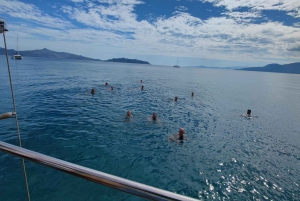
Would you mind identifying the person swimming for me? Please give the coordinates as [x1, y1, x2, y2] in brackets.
[147, 112, 160, 123]
[105, 82, 108, 86]
[91, 88, 95, 94]
[110, 86, 114, 90]
[191, 92, 194, 97]
[169, 128, 187, 142]
[152, 112, 157, 120]
[174, 96, 178, 101]
[141, 86, 144, 90]
[140, 80, 143, 83]
[125, 110, 132, 118]
[242, 109, 254, 118]
[178, 128, 185, 140]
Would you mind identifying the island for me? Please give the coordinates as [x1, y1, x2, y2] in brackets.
[0, 47, 101, 61]
[0, 47, 151, 64]
[238, 62, 300, 74]
[105, 58, 150, 64]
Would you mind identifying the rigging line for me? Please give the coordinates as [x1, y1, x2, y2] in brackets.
[2, 31, 31, 201]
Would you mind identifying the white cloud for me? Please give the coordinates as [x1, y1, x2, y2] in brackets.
[135, 14, 300, 62]
[62, 1, 142, 31]
[220, 10, 262, 24]
[287, 9, 300, 18]
[71, 0, 144, 5]
[70, 0, 85, 2]
[0, 0, 73, 29]
[199, 0, 300, 12]
[176, 6, 188, 11]
[225, 12, 261, 19]
[2, 0, 300, 66]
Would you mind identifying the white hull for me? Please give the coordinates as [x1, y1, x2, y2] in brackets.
[11, 55, 23, 60]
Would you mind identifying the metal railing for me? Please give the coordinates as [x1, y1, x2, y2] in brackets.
[0, 141, 198, 201]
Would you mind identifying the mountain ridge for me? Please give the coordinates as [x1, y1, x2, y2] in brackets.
[238, 62, 300, 74]
[0, 47, 150, 64]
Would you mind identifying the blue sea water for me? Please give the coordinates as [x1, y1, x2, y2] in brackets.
[0, 55, 299, 201]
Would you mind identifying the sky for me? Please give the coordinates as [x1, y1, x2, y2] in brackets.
[0, 0, 299, 67]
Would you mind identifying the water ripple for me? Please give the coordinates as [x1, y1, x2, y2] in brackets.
[0, 57, 299, 200]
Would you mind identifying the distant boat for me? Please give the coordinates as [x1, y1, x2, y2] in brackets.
[11, 54, 22, 60]
[11, 35, 22, 60]
[173, 57, 179, 68]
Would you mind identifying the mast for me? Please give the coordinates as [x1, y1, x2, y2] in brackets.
[17, 35, 19, 54]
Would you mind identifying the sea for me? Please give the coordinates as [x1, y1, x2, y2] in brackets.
[0, 55, 299, 201]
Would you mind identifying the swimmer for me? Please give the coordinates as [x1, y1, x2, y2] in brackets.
[141, 86, 144, 90]
[191, 92, 194, 97]
[169, 128, 188, 142]
[110, 86, 114, 90]
[125, 110, 133, 118]
[105, 82, 108, 86]
[174, 96, 178, 101]
[152, 112, 157, 120]
[242, 109, 255, 118]
[242, 109, 251, 117]
[140, 80, 143, 83]
[247, 109, 251, 116]
[147, 112, 161, 124]
[91, 88, 95, 94]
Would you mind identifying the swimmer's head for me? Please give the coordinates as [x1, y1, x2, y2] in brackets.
[247, 109, 251, 115]
[126, 110, 131, 117]
[191, 92, 194, 97]
[91, 88, 95, 94]
[105, 82, 108, 86]
[152, 113, 157, 120]
[178, 128, 185, 140]
[140, 80, 143, 83]
[174, 96, 178, 101]
[111, 86, 114, 90]
[141, 86, 144, 90]
[179, 128, 185, 136]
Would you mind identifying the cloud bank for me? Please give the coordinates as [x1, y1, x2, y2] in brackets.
[0, 0, 299, 66]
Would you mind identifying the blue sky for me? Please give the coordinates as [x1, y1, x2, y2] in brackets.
[0, 0, 299, 67]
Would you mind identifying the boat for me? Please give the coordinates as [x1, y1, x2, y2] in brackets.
[11, 53, 22, 60]
[11, 35, 23, 60]
[173, 57, 179, 68]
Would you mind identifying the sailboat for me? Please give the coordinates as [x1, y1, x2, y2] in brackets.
[173, 57, 179, 68]
[11, 35, 23, 60]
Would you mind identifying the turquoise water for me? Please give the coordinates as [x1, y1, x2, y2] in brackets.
[0, 56, 299, 200]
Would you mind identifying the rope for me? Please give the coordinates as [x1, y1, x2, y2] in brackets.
[3, 31, 31, 201]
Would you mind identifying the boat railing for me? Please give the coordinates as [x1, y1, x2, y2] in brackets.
[0, 140, 198, 201]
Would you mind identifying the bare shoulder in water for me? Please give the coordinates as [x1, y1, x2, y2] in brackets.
[169, 128, 189, 143]
[241, 109, 258, 119]
[147, 113, 162, 125]
[125, 110, 133, 120]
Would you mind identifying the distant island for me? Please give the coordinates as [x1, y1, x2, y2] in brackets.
[0, 47, 151, 64]
[106, 58, 150, 64]
[0, 47, 101, 61]
[238, 62, 300, 74]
